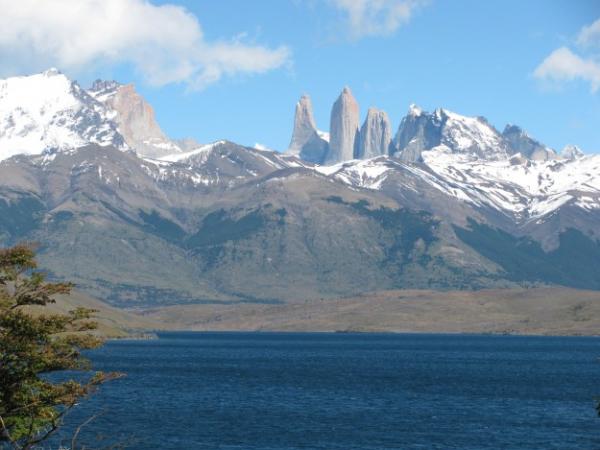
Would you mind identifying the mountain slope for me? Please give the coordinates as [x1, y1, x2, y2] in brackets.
[321, 145, 600, 248]
[0, 72, 598, 306]
[0, 143, 508, 306]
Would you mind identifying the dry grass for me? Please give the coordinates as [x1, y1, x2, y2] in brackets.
[140, 287, 600, 336]
[27, 290, 168, 338]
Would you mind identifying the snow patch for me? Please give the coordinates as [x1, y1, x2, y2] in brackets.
[159, 141, 226, 163]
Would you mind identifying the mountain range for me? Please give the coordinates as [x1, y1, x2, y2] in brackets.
[0, 69, 598, 307]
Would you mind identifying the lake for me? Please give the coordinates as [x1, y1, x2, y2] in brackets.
[55, 332, 600, 449]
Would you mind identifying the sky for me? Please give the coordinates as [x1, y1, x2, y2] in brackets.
[0, 0, 599, 153]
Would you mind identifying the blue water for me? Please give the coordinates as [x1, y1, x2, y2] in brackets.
[56, 333, 600, 449]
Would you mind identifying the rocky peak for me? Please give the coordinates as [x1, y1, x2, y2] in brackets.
[287, 94, 329, 164]
[286, 90, 568, 167]
[561, 144, 584, 160]
[288, 95, 317, 149]
[408, 103, 424, 117]
[325, 86, 360, 164]
[438, 110, 509, 160]
[90, 82, 182, 158]
[296, 95, 317, 129]
[90, 79, 120, 91]
[358, 108, 392, 159]
[88, 79, 121, 101]
[392, 106, 442, 162]
[394, 106, 509, 162]
[502, 124, 556, 161]
[503, 124, 526, 138]
[41, 67, 62, 77]
[0, 69, 126, 161]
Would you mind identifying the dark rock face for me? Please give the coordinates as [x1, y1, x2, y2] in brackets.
[392, 105, 442, 162]
[502, 125, 556, 161]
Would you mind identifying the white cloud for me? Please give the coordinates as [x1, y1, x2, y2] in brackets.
[577, 17, 600, 48]
[0, 0, 291, 89]
[534, 47, 600, 93]
[329, 0, 426, 39]
[534, 17, 600, 93]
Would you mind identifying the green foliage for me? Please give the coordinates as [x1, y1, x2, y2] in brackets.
[326, 196, 439, 266]
[454, 219, 600, 289]
[187, 209, 267, 248]
[0, 196, 45, 240]
[186, 208, 268, 266]
[0, 243, 120, 449]
[138, 210, 186, 243]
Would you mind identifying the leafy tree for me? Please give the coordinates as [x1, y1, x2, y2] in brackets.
[0, 243, 120, 449]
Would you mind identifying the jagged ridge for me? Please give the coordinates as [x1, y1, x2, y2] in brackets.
[0, 70, 598, 305]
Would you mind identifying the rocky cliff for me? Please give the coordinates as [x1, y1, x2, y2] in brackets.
[286, 94, 329, 163]
[357, 108, 392, 159]
[326, 87, 360, 164]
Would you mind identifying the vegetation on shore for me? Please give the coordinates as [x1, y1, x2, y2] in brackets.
[0, 244, 120, 449]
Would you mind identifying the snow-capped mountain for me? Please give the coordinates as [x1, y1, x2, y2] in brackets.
[283, 89, 598, 229]
[0, 69, 191, 162]
[392, 105, 510, 162]
[0, 71, 593, 228]
[322, 147, 600, 226]
[0, 69, 126, 160]
[0, 73, 598, 305]
[145, 140, 311, 188]
[285, 87, 576, 169]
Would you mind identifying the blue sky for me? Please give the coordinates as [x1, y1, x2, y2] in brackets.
[1, 0, 599, 153]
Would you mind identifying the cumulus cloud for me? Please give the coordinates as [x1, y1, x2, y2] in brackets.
[329, 0, 427, 39]
[0, 0, 291, 89]
[534, 47, 600, 93]
[534, 17, 600, 93]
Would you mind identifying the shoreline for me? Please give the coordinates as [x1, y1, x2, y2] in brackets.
[138, 329, 600, 338]
[138, 286, 600, 338]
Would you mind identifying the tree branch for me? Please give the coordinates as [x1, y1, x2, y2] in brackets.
[71, 410, 105, 450]
[0, 414, 19, 450]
